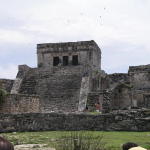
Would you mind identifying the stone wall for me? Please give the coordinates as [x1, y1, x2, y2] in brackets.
[106, 69, 150, 110]
[87, 92, 101, 111]
[37, 40, 101, 72]
[0, 110, 150, 132]
[131, 90, 150, 108]
[111, 84, 132, 110]
[129, 65, 150, 90]
[108, 73, 130, 90]
[0, 79, 14, 93]
[0, 94, 40, 113]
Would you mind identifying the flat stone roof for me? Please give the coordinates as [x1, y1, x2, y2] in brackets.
[37, 40, 101, 53]
[37, 40, 96, 48]
[129, 64, 150, 73]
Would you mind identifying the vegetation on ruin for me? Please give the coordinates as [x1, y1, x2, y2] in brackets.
[1, 131, 150, 150]
[88, 111, 102, 115]
[0, 88, 7, 104]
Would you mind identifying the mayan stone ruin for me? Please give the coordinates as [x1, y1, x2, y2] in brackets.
[0, 40, 150, 114]
[1, 40, 150, 132]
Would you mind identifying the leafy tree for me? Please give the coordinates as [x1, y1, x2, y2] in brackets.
[0, 88, 7, 104]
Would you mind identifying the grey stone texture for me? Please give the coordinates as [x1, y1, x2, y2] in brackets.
[0, 79, 14, 93]
[1, 40, 150, 132]
[0, 40, 150, 114]
[0, 110, 150, 132]
[37, 40, 101, 71]
[0, 94, 40, 113]
[11, 65, 30, 94]
[0, 40, 102, 113]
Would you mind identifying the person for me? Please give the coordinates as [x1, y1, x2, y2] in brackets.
[0, 136, 14, 150]
[129, 147, 147, 150]
[122, 142, 139, 150]
[95, 102, 101, 112]
[122, 142, 147, 150]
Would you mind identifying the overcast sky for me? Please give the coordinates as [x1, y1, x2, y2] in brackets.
[0, 0, 150, 79]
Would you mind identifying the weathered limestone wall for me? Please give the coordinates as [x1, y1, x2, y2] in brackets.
[37, 40, 101, 71]
[87, 92, 101, 111]
[0, 110, 150, 132]
[38, 73, 82, 112]
[106, 69, 150, 110]
[108, 73, 130, 90]
[100, 71, 109, 90]
[18, 68, 38, 95]
[99, 73, 131, 110]
[0, 79, 14, 93]
[11, 65, 31, 94]
[129, 65, 150, 90]
[0, 94, 40, 113]
[131, 90, 150, 108]
[17, 67, 83, 112]
[111, 86, 131, 110]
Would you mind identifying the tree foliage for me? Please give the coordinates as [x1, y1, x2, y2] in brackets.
[0, 88, 7, 104]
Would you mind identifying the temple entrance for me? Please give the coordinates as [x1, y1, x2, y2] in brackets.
[53, 57, 60, 66]
[63, 56, 69, 66]
[72, 55, 78, 65]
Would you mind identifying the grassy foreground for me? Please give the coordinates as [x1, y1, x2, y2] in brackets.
[1, 131, 150, 150]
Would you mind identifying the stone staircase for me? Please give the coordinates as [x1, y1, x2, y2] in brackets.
[11, 65, 30, 94]
[18, 69, 38, 95]
[11, 78, 23, 94]
[38, 74, 82, 112]
[17, 68, 82, 112]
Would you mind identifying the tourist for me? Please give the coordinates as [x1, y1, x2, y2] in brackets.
[129, 147, 147, 150]
[95, 102, 101, 112]
[0, 137, 14, 150]
[122, 142, 147, 150]
[122, 142, 138, 150]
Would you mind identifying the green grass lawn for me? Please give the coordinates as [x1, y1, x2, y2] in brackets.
[1, 131, 150, 150]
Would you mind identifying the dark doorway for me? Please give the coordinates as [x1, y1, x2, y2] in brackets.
[63, 56, 69, 66]
[72, 55, 78, 65]
[53, 57, 59, 66]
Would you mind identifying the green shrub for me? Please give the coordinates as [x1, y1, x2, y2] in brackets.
[0, 88, 7, 104]
[55, 131, 106, 150]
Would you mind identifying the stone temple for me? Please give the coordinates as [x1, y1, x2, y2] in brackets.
[0, 40, 150, 113]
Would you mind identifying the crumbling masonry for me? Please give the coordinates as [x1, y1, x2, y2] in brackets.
[0, 40, 150, 113]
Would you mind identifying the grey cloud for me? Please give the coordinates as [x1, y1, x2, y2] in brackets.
[0, 16, 24, 30]
[0, 0, 150, 78]
[102, 41, 150, 74]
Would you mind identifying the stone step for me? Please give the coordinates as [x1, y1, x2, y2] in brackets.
[18, 69, 82, 112]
